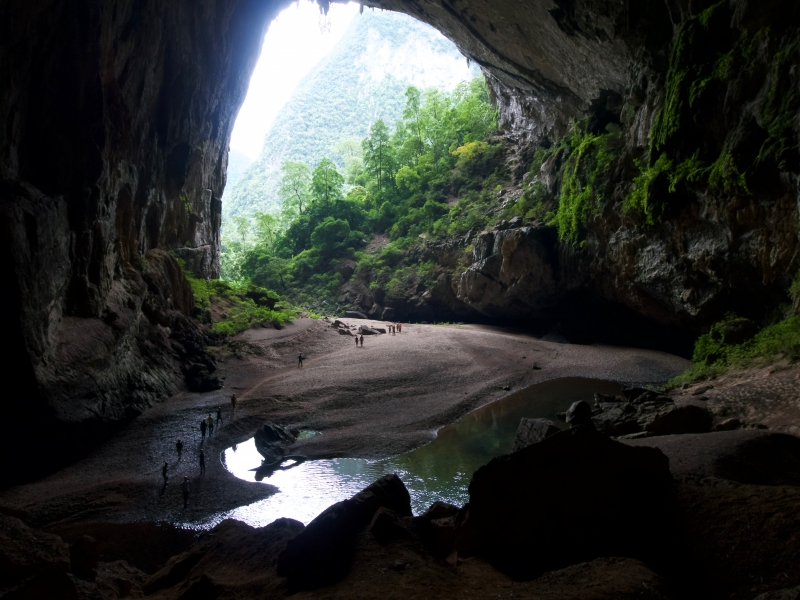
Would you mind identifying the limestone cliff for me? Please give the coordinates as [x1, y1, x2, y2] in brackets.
[356, 0, 800, 342]
[0, 0, 292, 478]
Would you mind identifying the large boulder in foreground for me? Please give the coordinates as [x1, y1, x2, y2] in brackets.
[277, 474, 412, 590]
[456, 426, 674, 579]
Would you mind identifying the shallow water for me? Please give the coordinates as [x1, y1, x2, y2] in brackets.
[198, 377, 624, 528]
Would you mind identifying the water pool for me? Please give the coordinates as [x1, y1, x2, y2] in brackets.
[201, 377, 624, 528]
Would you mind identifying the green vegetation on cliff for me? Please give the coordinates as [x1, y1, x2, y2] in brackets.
[670, 274, 800, 386]
[179, 260, 297, 336]
[220, 77, 501, 308]
[223, 10, 475, 219]
[629, 4, 800, 223]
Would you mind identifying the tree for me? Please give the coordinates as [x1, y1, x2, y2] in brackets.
[278, 161, 312, 222]
[402, 86, 424, 162]
[311, 216, 351, 252]
[312, 158, 344, 205]
[333, 138, 364, 185]
[253, 211, 281, 249]
[362, 119, 392, 192]
[231, 215, 251, 252]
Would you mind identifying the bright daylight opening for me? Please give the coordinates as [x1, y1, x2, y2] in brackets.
[213, 0, 488, 330]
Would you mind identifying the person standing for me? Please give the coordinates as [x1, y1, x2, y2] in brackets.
[216, 406, 223, 427]
[207, 414, 214, 436]
[359, 334, 364, 347]
[398, 324, 402, 333]
[354, 336, 358, 348]
[162, 461, 168, 486]
[230, 393, 237, 413]
[176, 439, 183, 459]
[199, 450, 206, 475]
[200, 419, 207, 440]
[181, 476, 190, 508]
[298, 352, 304, 367]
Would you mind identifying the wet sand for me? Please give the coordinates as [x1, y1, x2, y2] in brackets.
[0, 318, 690, 528]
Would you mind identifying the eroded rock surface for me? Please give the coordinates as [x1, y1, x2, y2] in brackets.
[0, 0, 290, 478]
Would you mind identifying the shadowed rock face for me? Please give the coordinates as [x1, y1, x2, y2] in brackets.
[0, 0, 293, 477]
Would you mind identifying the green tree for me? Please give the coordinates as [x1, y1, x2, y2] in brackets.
[362, 119, 393, 192]
[253, 211, 281, 249]
[312, 158, 345, 204]
[311, 216, 351, 252]
[278, 161, 312, 222]
[402, 86, 425, 162]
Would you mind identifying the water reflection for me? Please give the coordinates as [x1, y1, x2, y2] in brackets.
[205, 378, 623, 528]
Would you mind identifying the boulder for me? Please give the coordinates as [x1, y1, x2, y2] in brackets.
[456, 426, 674, 579]
[359, 326, 379, 335]
[368, 507, 412, 544]
[344, 311, 367, 319]
[333, 260, 356, 281]
[621, 387, 650, 401]
[565, 401, 594, 429]
[645, 405, 713, 436]
[591, 397, 711, 438]
[253, 422, 296, 463]
[337, 328, 352, 336]
[512, 418, 560, 451]
[414, 502, 460, 557]
[277, 474, 412, 590]
[183, 363, 222, 392]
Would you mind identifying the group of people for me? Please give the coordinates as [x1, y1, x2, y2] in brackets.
[390, 323, 402, 334]
[199, 406, 223, 439]
[354, 335, 364, 347]
[161, 395, 241, 510]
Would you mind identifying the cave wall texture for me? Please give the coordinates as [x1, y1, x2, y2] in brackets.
[0, 0, 293, 478]
[1, 0, 799, 477]
[353, 0, 800, 347]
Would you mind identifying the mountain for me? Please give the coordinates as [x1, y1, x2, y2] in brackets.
[222, 8, 476, 218]
[225, 149, 253, 191]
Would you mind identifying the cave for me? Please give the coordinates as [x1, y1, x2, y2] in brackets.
[1, 0, 799, 596]
[1, 0, 797, 474]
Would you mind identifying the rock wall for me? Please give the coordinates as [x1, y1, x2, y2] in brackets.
[0, 0, 291, 479]
[362, 0, 800, 344]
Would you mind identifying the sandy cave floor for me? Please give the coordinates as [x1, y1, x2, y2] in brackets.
[0, 317, 795, 532]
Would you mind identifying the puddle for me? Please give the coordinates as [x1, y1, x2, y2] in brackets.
[198, 377, 624, 528]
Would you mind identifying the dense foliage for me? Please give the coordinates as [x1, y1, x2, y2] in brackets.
[220, 77, 501, 307]
[180, 260, 298, 336]
[222, 9, 475, 219]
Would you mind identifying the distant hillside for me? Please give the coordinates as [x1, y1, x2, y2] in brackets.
[222, 9, 476, 218]
[225, 149, 252, 191]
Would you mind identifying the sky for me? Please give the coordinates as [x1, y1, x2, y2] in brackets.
[229, 1, 360, 160]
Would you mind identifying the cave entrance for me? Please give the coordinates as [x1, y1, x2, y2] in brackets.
[219, 0, 479, 320]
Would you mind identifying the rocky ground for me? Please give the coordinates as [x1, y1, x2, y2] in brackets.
[1, 317, 799, 599]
